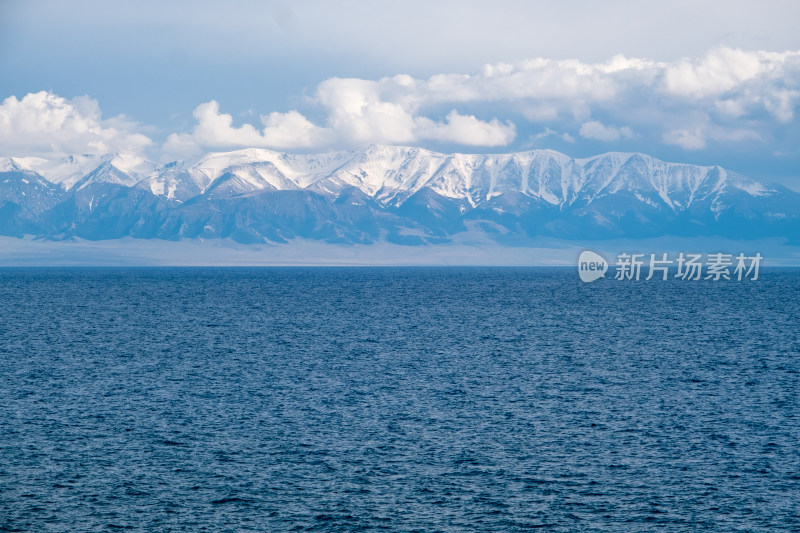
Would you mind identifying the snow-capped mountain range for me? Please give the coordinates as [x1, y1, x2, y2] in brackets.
[1, 145, 798, 244]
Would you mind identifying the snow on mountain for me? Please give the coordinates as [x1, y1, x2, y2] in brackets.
[73, 160, 153, 191]
[138, 148, 358, 201]
[0, 154, 107, 189]
[0, 153, 160, 190]
[312, 145, 448, 204]
[0, 169, 64, 212]
[1, 145, 796, 243]
[4, 145, 780, 211]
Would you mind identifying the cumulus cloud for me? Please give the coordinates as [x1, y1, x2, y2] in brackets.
[163, 101, 331, 157]
[530, 127, 575, 144]
[165, 77, 516, 157]
[416, 111, 515, 146]
[164, 47, 799, 157]
[261, 110, 331, 148]
[315, 77, 418, 145]
[579, 121, 633, 142]
[0, 91, 152, 158]
[5, 47, 798, 160]
[663, 48, 785, 98]
[663, 128, 708, 150]
[663, 119, 763, 151]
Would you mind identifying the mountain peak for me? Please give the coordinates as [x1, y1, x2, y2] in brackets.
[1, 146, 796, 244]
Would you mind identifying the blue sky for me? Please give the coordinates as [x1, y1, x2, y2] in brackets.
[1, 0, 799, 188]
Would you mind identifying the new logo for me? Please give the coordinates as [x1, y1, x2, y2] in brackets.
[578, 250, 608, 283]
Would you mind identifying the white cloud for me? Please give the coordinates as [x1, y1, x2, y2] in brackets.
[316, 77, 419, 145]
[579, 121, 633, 142]
[6, 47, 797, 160]
[416, 110, 515, 146]
[663, 48, 788, 98]
[662, 113, 764, 151]
[530, 127, 575, 144]
[166, 77, 518, 155]
[164, 101, 331, 157]
[261, 110, 332, 148]
[189, 100, 265, 147]
[531, 127, 559, 141]
[0, 91, 152, 158]
[164, 47, 797, 155]
[663, 128, 707, 150]
[763, 88, 800, 122]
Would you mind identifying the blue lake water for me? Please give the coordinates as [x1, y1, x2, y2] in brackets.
[1, 267, 798, 531]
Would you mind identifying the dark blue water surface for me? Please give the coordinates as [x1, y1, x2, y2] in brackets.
[1, 267, 798, 531]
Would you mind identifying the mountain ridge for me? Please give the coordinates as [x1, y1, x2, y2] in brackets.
[0, 145, 797, 244]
